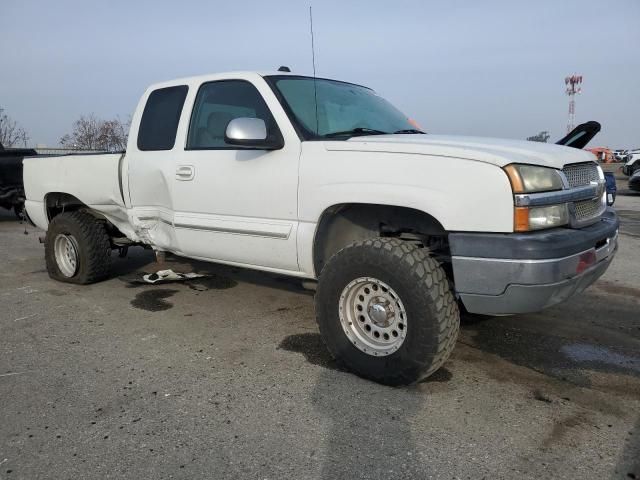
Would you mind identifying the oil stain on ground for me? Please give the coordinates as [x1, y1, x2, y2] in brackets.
[131, 289, 178, 312]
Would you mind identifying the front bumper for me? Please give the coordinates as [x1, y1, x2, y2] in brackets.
[449, 209, 619, 315]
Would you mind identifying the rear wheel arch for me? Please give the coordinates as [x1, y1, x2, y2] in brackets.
[44, 192, 88, 221]
[44, 192, 124, 241]
[312, 203, 448, 276]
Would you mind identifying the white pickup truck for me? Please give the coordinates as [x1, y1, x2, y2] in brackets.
[23, 71, 619, 385]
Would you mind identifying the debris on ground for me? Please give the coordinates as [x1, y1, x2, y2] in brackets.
[142, 269, 206, 284]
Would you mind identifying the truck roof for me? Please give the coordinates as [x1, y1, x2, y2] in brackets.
[145, 71, 298, 91]
[143, 71, 368, 93]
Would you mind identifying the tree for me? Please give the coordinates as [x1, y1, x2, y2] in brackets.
[526, 131, 550, 143]
[0, 107, 29, 148]
[60, 114, 129, 151]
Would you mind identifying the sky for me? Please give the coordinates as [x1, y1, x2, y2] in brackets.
[1, 0, 639, 148]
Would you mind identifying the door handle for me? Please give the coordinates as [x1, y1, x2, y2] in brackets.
[175, 165, 195, 181]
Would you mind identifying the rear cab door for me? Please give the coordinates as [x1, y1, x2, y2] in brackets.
[124, 83, 189, 249]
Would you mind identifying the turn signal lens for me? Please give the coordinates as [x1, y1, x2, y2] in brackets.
[504, 165, 525, 193]
[514, 207, 529, 232]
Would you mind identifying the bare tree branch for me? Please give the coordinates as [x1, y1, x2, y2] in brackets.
[60, 114, 129, 151]
[0, 107, 30, 148]
[527, 131, 550, 143]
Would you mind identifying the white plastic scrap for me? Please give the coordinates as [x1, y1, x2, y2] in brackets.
[142, 269, 206, 284]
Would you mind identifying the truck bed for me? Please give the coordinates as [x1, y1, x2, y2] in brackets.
[23, 152, 126, 230]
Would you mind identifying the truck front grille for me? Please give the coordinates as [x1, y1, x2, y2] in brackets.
[562, 162, 599, 188]
[574, 197, 603, 221]
[562, 162, 605, 225]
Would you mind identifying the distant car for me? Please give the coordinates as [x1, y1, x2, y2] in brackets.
[613, 149, 632, 163]
[604, 172, 617, 205]
[622, 152, 640, 176]
[629, 169, 640, 192]
[0, 144, 36, 217]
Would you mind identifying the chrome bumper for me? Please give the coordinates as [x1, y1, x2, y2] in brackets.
[450, 211, 619, 315]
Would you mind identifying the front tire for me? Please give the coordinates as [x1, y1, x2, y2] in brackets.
[45, 211, 112, 284]
[315, 238, 459, 386]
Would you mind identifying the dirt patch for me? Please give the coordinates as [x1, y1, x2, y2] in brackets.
[594, 280, 640, 299]
[45, 289, 67, 297]
[542, 412, 590, 449]
[452, 342, 628, 417]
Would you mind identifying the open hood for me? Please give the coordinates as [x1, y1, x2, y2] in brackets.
[555, 121, 601, 149]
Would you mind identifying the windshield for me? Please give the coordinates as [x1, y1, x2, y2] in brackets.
[266, 76, 419, 139]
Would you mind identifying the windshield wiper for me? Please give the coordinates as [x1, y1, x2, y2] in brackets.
[323, 127, 389, 138]
[393, 129, 426, 134]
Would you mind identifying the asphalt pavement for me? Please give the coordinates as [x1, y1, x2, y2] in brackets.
[1, 191, 639, 479]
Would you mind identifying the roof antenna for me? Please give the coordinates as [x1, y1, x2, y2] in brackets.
[309, 5, 319, 135]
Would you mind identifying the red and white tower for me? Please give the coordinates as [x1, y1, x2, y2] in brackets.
[565, 74, 582, 132]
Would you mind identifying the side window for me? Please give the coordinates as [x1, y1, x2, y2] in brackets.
[137, 85, 188, 151]
[187, 80, 278, 149]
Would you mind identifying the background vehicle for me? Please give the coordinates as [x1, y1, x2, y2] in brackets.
[623, 151, 640, 176]
[0, 143, 35, 217]
[22, 71, 618, 385]
[604, 172, 617, 205]
[613, 149, 631, 162]
[629, 169, 640, 192]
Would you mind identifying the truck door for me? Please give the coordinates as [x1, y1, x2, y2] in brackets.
[126, 85, 188, 250]
[172, 78, 300, 272]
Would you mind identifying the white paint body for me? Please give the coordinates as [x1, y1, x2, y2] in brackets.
[625, 152, 640, 168]
[23, 71, 598, 279]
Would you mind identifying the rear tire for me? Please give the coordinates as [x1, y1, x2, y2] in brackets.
[315, 238, 459, 386]
[45, 211, 112, 284]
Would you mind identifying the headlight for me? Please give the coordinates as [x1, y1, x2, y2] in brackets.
[504, 164, 564, 193]
[515, 204, 569, 231]
[505, 164, 568, 231]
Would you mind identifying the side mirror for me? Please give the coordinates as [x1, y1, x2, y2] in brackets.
[224, 117, 283, 150]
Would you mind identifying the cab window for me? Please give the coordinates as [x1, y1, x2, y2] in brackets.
[137, 85, 188, 151]
[187, 80, 278, 149]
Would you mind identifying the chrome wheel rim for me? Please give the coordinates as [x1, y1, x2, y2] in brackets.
[54, 234, 79, 277]
[339, 277, 407, 356]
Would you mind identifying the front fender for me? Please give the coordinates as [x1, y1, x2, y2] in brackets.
[299, 145, 514, 233]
